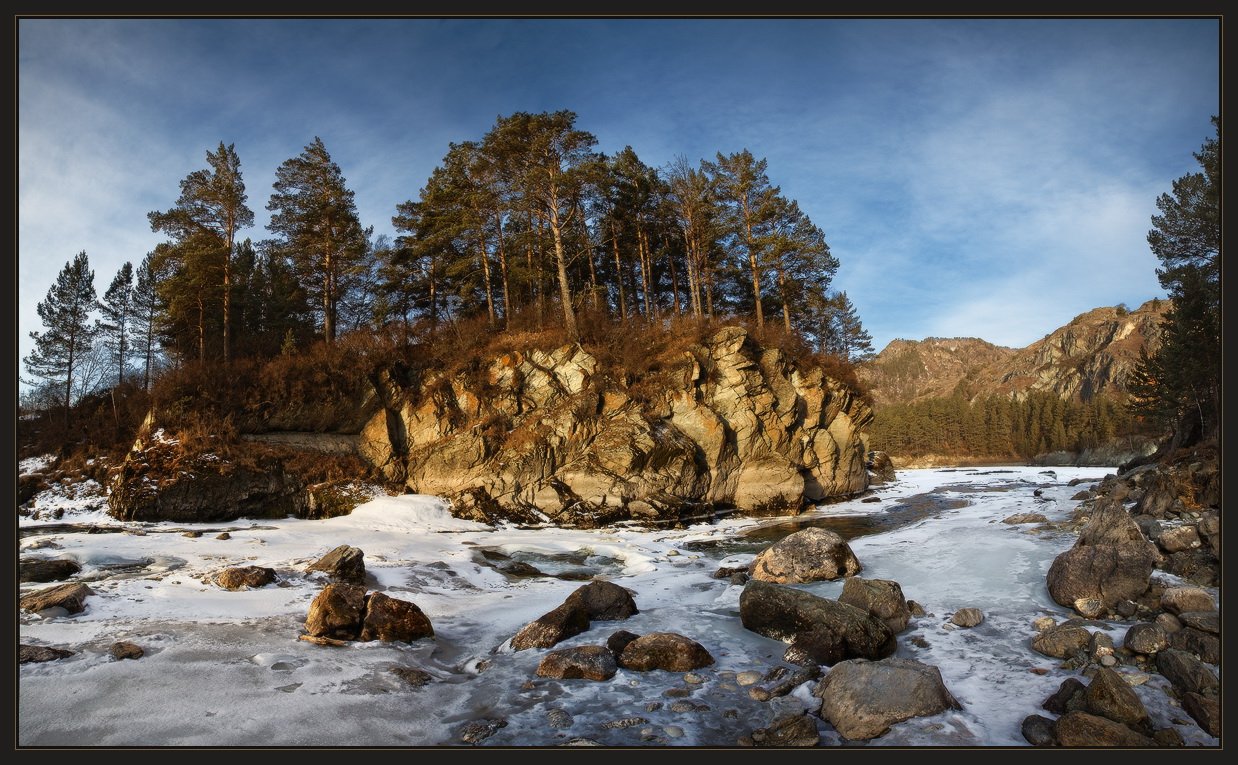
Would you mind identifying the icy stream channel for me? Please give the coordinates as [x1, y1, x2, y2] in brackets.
[17, 466, 1219, 747]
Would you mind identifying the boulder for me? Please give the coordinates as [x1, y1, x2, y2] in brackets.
[618, 632, 714, 672]
[20, 582, 93, 614]
[1182, 692, 1220, 737]
[1046, 544, 1153, 612]
[1155, 613, 1183, 633]
[1156, 525, 1201, 553]
[360, 592, 433, 642]
[1169, 627, 1219, 665]
[563, 580, 637, 621]
[1176, 611, 1219, 635]
[306, 545, 366, 584]
[838, 577, 911, 633]
[510, 602, 590, 651]
[213, 565, 277, 590]
[109, 641, 144, 660]
[1003, 513, 1048, 524]
[814, 657, 960, 741]
[536, 645, 618, 681]
[949, 608, 984, 628]
[1030, 621, 1092, 659]
[1042, 677, 1087, 715]
[1021, 715, 1057, 746]
[1076, 498, 1151, 547]
[747, 713, 820, 747]
[304, 583, 366, 640]
[740, 580, 896, 665]
[18, 557, 81, 583]
[866, 451, 896, 484]
[606, 630, 640, 656]
[1160, 586, 1215, 615]
[1053, 711, 1153, 747]
[19, 644, 74, 663]
[749, 528, 861, 584]
[1197, 512, 1219, 553]
[1122, 623, 1168, 655]
[1155, 649, 1218, 697]
[1083, 667, 1150, 731]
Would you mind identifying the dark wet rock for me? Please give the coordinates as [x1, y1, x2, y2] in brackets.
[1123, 623, 1169, 655]
[753, 664, 821, 701]
[1046, 543, 1154, 613]
[1053, 711, 1153, 747]
[360, 591, 433, 642]
[711, 565, 749, 580]
[1043, 677, 1088, 715]
[606, 629, 640, 657]
[749, 527, 861, 584]
[19, 473, 48, 504]
[1021, 714, 1058, 746]
[1084, 667, 1150, 732]
[391, 666, 432, 687]
[740, 579, 895, 666]
[861, 496, 881, 503]
[1088, 631, 1115, 661]
[747, 712, 820, 747]
[1004, 513, 1048, 524]
[1168, 627, 1219, 665]
[1197, 511, 1219, 553]
[564, 580, 638, 621]
[20, 582, 93, 614]
[618, 632, 714, 672]
[1163, 550, 1218, 586]
[838, 577, 911, 633]
[1115, 599, 1138, 618]
[1153, 727, 1185, 747]
[304, 583, 366, 640]
[950, 608, 984, 628]
[213, 565, 277, 590]
[306, 545, 366, 584]
[1182, 692, 1220, 737]
[814, 657, 960, 741]
[1155, 649, 1218, 697]
[108, 641, 144, 660]
[510, 602, 590, 651]
[18, 557, 81, 583]
[907, 600, 926, 617]
[1132, 515, 1163, 539]
[1176, 611, 1218, 635]
[1030, 621, 1092, 659]
[459, 718, 506, 745]
[1155, 613, 1183, 633]
[1160, 586, 1215, 615]
[536, 645, 618, 681]
[866, 451, 895, 484]
[19, 644, 74, 663]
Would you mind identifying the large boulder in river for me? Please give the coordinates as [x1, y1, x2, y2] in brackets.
[1160, 586, 1215, 615]
[304, 583, 366, 640]
[740, 580, 896, 665]
[213, 565, 277, 590]
[1156, 649, 1218, 697]
[1123, 622, 1169, 655]
[1030, 620, 1092, 659]
[19, 557, 81, 583]
[536, 645, 618, 681]
[563, 581, 637, 620]
[19, 582, 93, 614]
[749, 528, 861, 584]
[359, 591, 433, 642]
[814, 657, 960, 740]
[1053, 711, 1154, 747]
[306, 545, 366, 584]
[617, 632, 714, 672]
[866, 451, 896, 484]
[510, 602, 590, 651]
[1084, 667, 1151, 732]
[838, 577, 911, 633]
[1046, 544, 1154, 614]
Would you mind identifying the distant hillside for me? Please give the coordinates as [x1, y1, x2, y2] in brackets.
[861, 299, 1168, 407]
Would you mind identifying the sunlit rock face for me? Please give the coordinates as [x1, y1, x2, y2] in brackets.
[360, 326, 873, 526]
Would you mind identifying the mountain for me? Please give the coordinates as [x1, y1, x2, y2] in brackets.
[860, 299, 1168, 406]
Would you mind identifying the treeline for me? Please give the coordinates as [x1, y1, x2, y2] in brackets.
[870, 392, 1145, 459]
[23, 110, 877, 427]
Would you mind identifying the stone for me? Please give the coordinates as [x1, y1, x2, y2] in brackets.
[182, 530, 202, 538]
[1072, 598, 1106, 619]
[360, 591, 433, 642]
[546, 709, 573, 728]
[1030, 622, 1092, 659]
[564, 580, 638, 621]
[1046, 544, 1154, 612]
[736, 671, 762, 686]
[1084, 667, 1150, 731]
[109, 641, 144, 660]
[1021, 714, 1057, 746]
[907, 600, 926, 617]
[601, 716, 648, 729]
[950, 608, 984, 628]
[1032, 616, 1056, 633]
[749, 528, 861, 584]
[814, 657, 960, 741]
[1155, 649, 1218, 697]
[459, 719, 506, 745]
[1156, 525, 1201, 553]
[1115, 599, 1138, 618]
[740, 579, 896, 666]
[1168, 627, 1219, 665]
[1003, 513, 1048, 524]
[304, 583, 366, 640]
[618, 632, 714, 672]
[1160, 586, 1215, 615]
[306, 545, 366, 584]
[18, 557, 81, 583]
[510, 602, 590, 651]
[215, 532, 231, 540]
[748, 713, 820, 747]
[1152, 727, 1185, 747]
[606, 629, 640, 656]
[1181, 692, 1220, 737]
[838, 577, 911, 633]
[19, 644, 74, 663]
[1123, 623, 1168, 655]
[1053, 711, 1153, 747]
[19, 582, 92, 614]
[1042, 677, 1087, 714]
[1155, 613, 1182, 633]
[536, 645, 618, 681]
[866, 450, 895, 484]
[1176, 611, 1218, 635]
[391, 666, 432, 687]
[213, 565, 277, 590]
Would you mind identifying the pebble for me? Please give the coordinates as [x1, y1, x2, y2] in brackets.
[666, 550, 679, 557]
[664, 726, 684, 738]
[1033, 616, 1056, 632]
[602, 717, 648, 729]
[683, 673, 705, 685]
[644, 702, 663, 713]
[669, 701, 697, 713]
[749, 687, 772, 702]
[736, 671, 762, 686]
[663, 688, 691, 698]
[547, 709, 572, 729]
[215, 532, 231, 540]
[723, 709, 739, 720]
[1124, 673, 1151, 687]
[1100, 655, 1117, 667]
[640, 727, 656, 737]
[561, 738, 600, 747]
[182, 531, 202, 538]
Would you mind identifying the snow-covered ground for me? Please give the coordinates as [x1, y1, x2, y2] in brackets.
[17, 466, 1219, 747]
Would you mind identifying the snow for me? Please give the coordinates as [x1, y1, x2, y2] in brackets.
[17, 466, 1219, 747]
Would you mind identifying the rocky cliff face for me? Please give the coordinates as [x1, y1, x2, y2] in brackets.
[358, 326, 874, 527]
[861, 300, 1168, 406]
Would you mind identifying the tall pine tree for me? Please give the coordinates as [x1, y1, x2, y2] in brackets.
[24, 251, 99, 428]
[97, 261, 134, 386]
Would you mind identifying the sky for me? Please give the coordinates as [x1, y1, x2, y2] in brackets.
[17, 18, 1219, 374]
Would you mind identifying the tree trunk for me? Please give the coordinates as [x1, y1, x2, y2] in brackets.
[611, 223, 626, 321]
[495, 214, 511, 330]
[745, 215, 764, 328]
[549, 204, 578, 339]
[637, 223, 653, 318]
[479, 235, 496, 326]
[223, 229, 233, 363]
[197, 293, 206, 362]
[777, 263, 792, 332]
[664, 233, 680, 317]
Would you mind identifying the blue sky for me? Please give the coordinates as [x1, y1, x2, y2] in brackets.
[18, 18, 1219, 369]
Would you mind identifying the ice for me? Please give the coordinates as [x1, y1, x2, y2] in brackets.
[17, 466, 1218, 747]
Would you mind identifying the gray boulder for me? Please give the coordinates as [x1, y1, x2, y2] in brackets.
[563, 580, 637, 621]
[838, 577, 911, 633]
[1083, 667, 1150, 732]
[749, 528, 861, 584]
[1021, 715, 1057, 746]
[814, 657, 960, 740]
[1053, 711, 1153, 747]
[1177, 611, 1219, 634]
[1155, 648, 1218, 697]
[618, 632, 714, 672]
[510, 602, 590, 651]
[1182, 692, 1220, 737]
[1123, 622, 1169, 655]
[740, 580, 896, 665]
[1169, 627, 1219, 665]
[1030, 621, 1092, 659]
[1046, 544, 1153, 612]
[1160, 586, 1215, 615]
[536, 645, 618, 681]
[18, 557, 81, 583]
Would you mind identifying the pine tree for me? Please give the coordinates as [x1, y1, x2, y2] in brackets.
[24, 251, 99, 428]
[130, 252, 163, 391]
[705, 150, 781, 328]
[97, 261, 134, 386]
